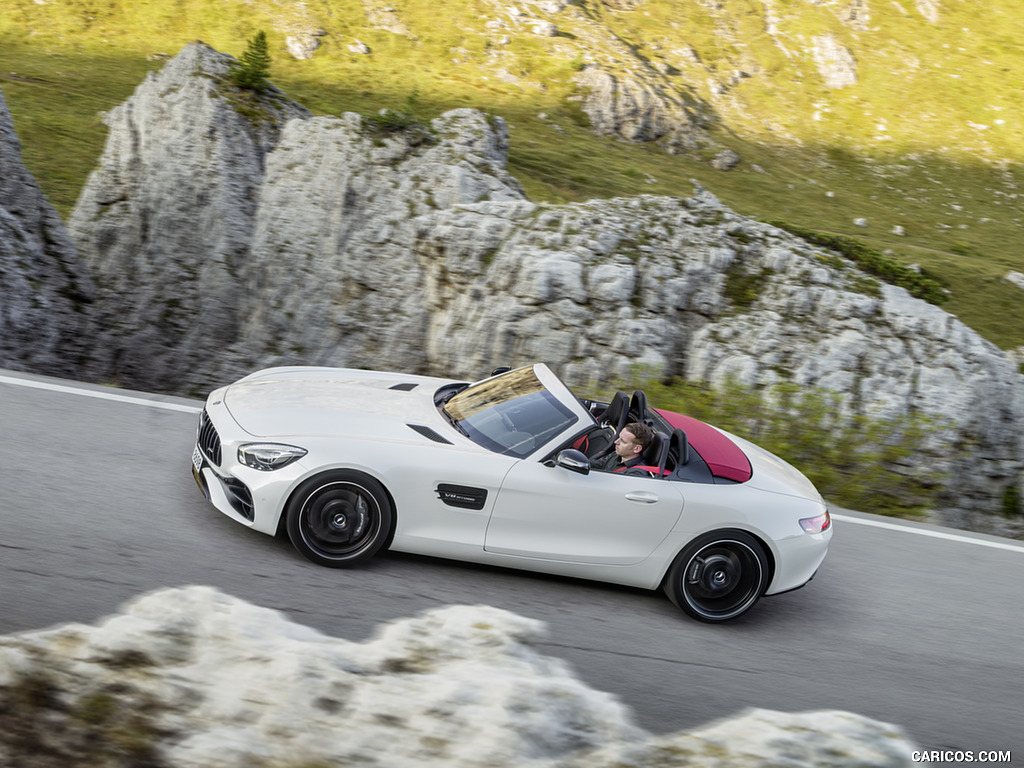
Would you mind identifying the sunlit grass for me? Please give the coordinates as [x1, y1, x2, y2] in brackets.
[1, 0, 1023, 352]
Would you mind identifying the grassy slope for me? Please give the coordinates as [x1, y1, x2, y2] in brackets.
[0, 0, 1022, 352]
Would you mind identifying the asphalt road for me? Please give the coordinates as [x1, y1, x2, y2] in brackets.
[1, 368, 1021, 762]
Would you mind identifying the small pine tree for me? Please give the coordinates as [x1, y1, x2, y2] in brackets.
[231, 30, 272, 92]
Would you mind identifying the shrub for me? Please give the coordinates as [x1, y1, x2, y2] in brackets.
[723, 264, 772, 309]
[363, 109, 435, 146]
[765, 219, 949, 304]
[1002, 484, 1022, 518]
[231, 30, 272, 92]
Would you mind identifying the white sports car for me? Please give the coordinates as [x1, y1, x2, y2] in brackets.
[192, 363, 832, 622]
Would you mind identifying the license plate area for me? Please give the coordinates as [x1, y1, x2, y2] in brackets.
[192, 446, 210, 500]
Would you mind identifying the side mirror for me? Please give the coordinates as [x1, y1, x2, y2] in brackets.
[556, 449, 591, 475]
[490, 366, 512, 376]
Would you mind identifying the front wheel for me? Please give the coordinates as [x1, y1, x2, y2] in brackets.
[285, 470, 393, 567]
[663, 530, 769, 622]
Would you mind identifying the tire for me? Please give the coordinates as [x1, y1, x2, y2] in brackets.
[285, 470, 393, 567]
[663, 530, 769, 622]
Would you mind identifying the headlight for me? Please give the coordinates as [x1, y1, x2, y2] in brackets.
[237, 443, 307, 471]
[799, 509, 831, 534]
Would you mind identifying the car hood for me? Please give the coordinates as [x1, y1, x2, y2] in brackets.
[221, 367, 455, 439]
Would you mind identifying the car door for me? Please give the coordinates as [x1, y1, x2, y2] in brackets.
[484, 461, 684, 565]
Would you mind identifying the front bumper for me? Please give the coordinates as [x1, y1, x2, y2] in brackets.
[192, 448, 256, 522]
[191, 402, 307, 536]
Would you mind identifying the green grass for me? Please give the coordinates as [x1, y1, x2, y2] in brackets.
[1, 0, 1023, 352]
[0, 46, 161, 212]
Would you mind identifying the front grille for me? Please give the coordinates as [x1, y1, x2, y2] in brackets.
[197, 409, 223, 466]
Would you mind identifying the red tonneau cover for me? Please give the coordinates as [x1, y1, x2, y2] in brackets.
[654, 408, 752, 483]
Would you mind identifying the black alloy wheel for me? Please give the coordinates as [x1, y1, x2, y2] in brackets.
[286, 470, 393, 567]
[663, 530, 769, 622]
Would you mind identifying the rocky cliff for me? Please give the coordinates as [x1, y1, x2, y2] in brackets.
[0, 586, 919, 767]
[67, 42, 312, 390]
[0, 85, 94, 377]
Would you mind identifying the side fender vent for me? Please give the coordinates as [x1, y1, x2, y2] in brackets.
[436, 483, 488, 510]
[407, 424, 453, 444]
[390, 382, 420, 391]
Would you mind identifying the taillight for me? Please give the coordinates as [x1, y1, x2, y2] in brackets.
[799, 509, 831, 534]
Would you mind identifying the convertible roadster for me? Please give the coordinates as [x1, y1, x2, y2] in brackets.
[192, 363, 831, 622]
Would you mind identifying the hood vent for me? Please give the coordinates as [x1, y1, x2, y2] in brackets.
[407, 424, 453, 444]
[390, 382, 419, 391]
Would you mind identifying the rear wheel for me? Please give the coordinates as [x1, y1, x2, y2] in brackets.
[285, 470, 393, 567]
[663, 530, 769, 622]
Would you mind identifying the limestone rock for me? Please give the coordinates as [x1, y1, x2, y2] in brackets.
[231, 108, 526, 376]
[0, 586, 920, 768]
[600, 0, 644, 9]
[839, 0, 871, 31]
[574, 65, 710, 153]
[529, 0, 569, 12]
[711, 149, 741, 170]
[531, 20, 559, 36]
[67, 41, 312, 395]
[587, 708, 919, 767]
[915, 0, 940, 24]
[285, 33, 322, 60]
[812, 34, 858, 88]
[410, 195, 1022, 527]
[0, 85, 95, 377]
[363, 1, 412, 35]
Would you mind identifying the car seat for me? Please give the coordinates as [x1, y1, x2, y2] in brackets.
[660, 428, 690, 476]
[640, 431, 670, 474]
[629, 390, 650, 425]
[588, 392, 630, 461]
[600, 391, 629, 434]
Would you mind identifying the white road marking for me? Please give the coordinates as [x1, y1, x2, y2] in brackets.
[831, 513, 1024, 554]
[0, 374, 202, 414]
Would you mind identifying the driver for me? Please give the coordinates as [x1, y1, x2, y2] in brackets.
[592, 422, 655, 475]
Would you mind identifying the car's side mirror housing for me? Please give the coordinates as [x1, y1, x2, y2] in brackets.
[556, 449, 590, 475]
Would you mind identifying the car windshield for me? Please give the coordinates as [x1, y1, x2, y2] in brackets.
[440, 367, 579, 458]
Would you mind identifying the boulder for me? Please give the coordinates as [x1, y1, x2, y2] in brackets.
[67, 41, 312, 395]
[0, 586, 921, 768]
[574, 65, 708, 153]
[812, 34, 858, 89]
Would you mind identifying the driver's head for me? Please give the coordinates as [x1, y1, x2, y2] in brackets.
[615, 422, 653, 460]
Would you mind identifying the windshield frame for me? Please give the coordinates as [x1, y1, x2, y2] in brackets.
[438, 365, 594, 459]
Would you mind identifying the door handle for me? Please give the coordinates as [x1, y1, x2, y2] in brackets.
[625, 491, 659, 504]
